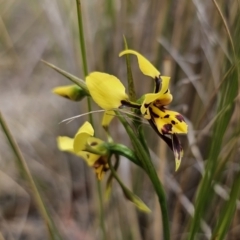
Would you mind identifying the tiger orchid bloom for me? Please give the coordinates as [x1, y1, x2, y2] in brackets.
[57, 121, 109, 180]
[119, 50, 188, 171]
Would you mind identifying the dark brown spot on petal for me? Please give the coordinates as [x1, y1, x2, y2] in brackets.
[175, 114, 185, 122]
[144, 103, 151, 108]
[154, 76, 162, 93]
[172, 134, 183, 160]
[162, 124, 172, 134]
[90, 142, 98, 146]
[164, 114, 170, 118]
[86, 154, 90, 159]
[164, 89, 169, 94]
[149, 107, 159, 118]
[171, 120, 176, 125]
[103, 165, 109, 171]
[148, 119, 173, 150]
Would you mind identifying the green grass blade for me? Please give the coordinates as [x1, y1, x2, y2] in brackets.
[41, 59, 89, 95]
[188, 9, 240, 238]
[0, 111, 62, 240]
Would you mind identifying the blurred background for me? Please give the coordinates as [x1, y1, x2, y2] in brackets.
[0, 0, 239, 239]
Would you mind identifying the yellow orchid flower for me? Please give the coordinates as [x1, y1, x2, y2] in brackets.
[119, 49, 188, 171]
[85, 49, 188, 170]
[57, 121, 109, 180]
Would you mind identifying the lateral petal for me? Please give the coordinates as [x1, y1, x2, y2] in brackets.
[57, 136, 74, 152]
[86, 72, 128, 110]
[74, 121, 94, 152]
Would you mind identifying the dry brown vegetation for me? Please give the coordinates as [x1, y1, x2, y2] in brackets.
[0, 0, 240, 239]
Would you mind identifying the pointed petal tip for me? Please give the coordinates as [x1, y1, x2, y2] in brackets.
[175, 159, 181, 171]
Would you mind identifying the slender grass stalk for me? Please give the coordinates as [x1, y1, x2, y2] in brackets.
[0, 111, 62, 240]
[212, 0, 235, 55]
[123, 36, 136, 102]
[75, 1, 106, 239]
[116, 112, 170, 240]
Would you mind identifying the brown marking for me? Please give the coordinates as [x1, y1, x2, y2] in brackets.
[144, 103, 151, 108]
[171, 120, 176, 125]
[90, 141, 98, 146]
[164, 114, 170, 118]
[162, 124, 172, 134]
[175, 114, 185, 122]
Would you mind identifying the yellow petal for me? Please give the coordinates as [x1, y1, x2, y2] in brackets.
[57, 136, 74, 153]
[140, 91, 173, 115]
[149, 105, 188, 134]
[119, 50, 160, 79]
[172, 134, 184, 171]
[87, 137, 105, 153]
[74, 121, 94, 152]
[102, 111, 115, 128]
[158, 76, 171, 94]
[77, 151, 100, 166]
[86, 72, 128, 110]
[52, 85, 88, 101]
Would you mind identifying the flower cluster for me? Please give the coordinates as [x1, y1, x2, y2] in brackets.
[85, 50, 188, 171]
[53, 49, 188, 212]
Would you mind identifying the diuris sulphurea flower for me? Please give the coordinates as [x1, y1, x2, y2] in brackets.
[57, 121, 109, 180]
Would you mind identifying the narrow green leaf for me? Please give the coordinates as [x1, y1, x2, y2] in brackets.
[188, 12, 240, 239]
[41, 59, 89, 95]
[0, 112, 62, 240]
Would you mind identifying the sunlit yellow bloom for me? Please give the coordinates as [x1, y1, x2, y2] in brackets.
[120, 49, 188, 171]
[52, 85, 88, 101]
[86, 72, 129, 110]
[57, 121, 109, 180]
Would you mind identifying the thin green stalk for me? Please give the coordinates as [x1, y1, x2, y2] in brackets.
[0, 111, 62, 240]
[97, 180, 107, 239]
[107, 143, 142, 168]
[75, 1, 106, 238]
[75, 0, 88, 77]
[116, 112, 170, 240]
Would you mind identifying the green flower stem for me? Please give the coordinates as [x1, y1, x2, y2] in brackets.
[75, 0, 88, 77]
[96, 178, 107, 240]
[0, 112, 62, 240]
[106, 143, 142, 168]
[75, 1, 106, 239]
[138, 123, 151, 158]
[116, 112, 170, 240]
[123, 36, 136, 101]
